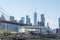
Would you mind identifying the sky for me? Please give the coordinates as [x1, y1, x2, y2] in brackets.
[0, 0, 60, 29]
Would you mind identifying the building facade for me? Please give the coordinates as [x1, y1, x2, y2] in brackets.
[26, 15, 31, 25]
[19, 17, 24, 24]
[59, 18, 60, 29]
[34, 12, 37, 26]
[40, 14, 45, 26]
[19, 26, 47, 35]
[0, 15, 6, 30]
[7, 16, 18, 32]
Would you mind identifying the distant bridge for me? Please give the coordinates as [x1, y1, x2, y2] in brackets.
[0, 19, 27, 26]
[0, 7, 27, 26]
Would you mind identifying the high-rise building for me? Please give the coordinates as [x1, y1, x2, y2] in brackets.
[34, 12, 37, 26]
[10, 16, 14, 21]
[58, 19, 60, 35]
[12, 20, 18, 32]
[1, 15, 6, 30]
[41, 14, 45, 26]
[19, 17, 24, 24]
[59, 18, 60, 29]
[2, 15, 5, 20]
[47, 23, 51, 34]
[7, 16, 14, 32]
[26, 15, 31, 25]
[41, 14, 45, 22]
[7, 16, 18, 32]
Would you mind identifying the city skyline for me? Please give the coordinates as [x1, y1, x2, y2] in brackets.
[0, 0, 60, 29]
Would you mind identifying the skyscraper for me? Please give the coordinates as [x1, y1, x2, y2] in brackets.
[19, 17, 24, 24]
[12, 20, 18, 32]
[8, 16, 18, 32]
[26, 15, 31, 25]
[41, 14, 45, 26]
[41, 14, 45, 22]
[8, 16, 14, 32]
[47, 23, 51, 33]
[59, 18, 60, 29]
[10, 16, 14, 21]
[34, 12, 37, 26]
[2, 15, 5, 20]
[1, 15, 6, 30]
[55, 18, 60, 34]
